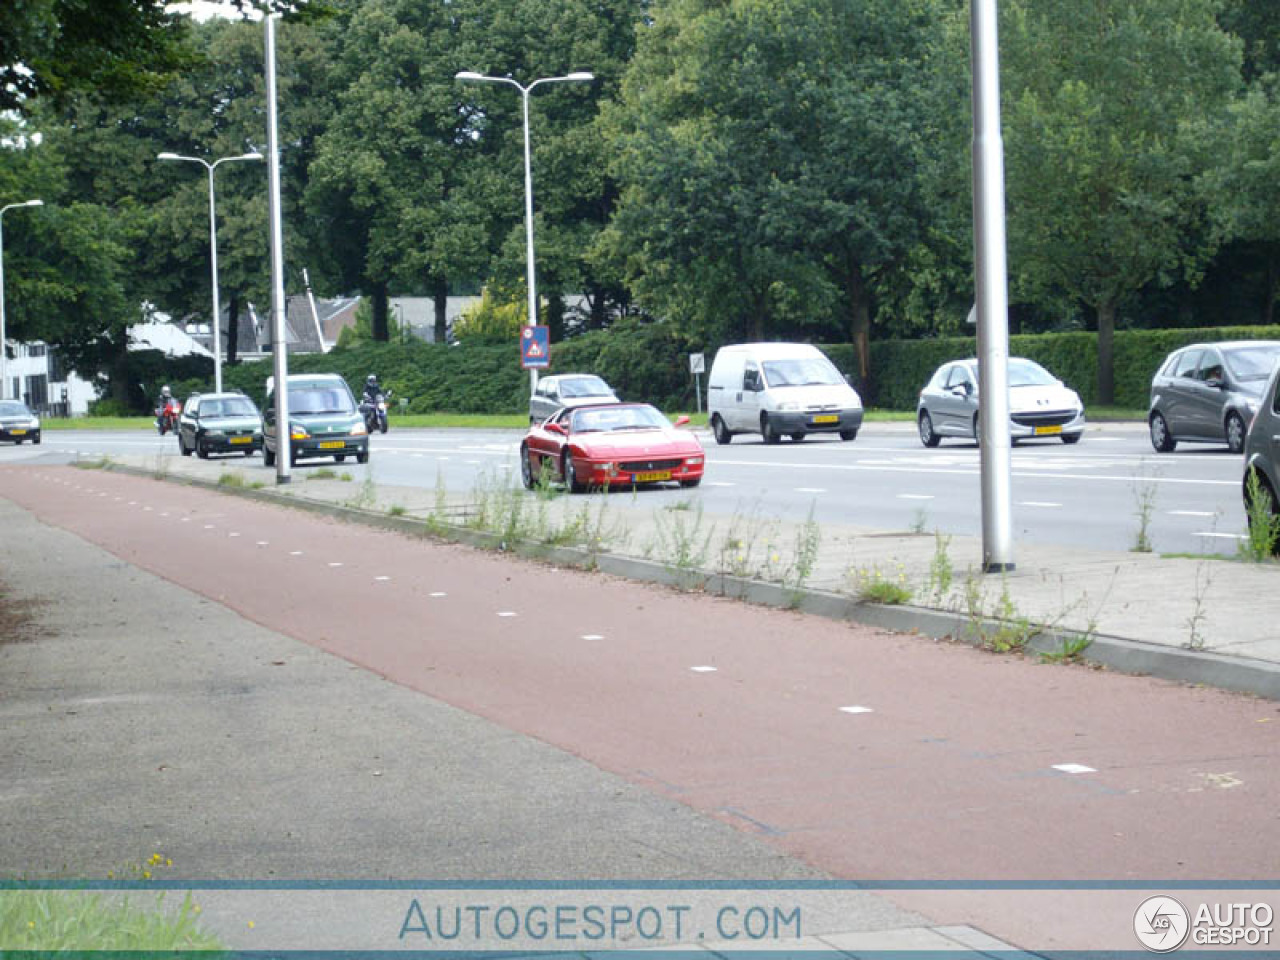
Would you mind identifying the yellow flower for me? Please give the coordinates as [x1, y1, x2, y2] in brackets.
[28, 921, 35, 929]
[142, 870, 151, 879]
[248, 920, 256, 929]
[166, 859, 172, 867]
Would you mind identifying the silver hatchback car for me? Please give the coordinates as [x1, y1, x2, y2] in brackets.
[528, 374, 618, 425]
[917, 357, 1085, 447]
[1148, 341, 1280, 454]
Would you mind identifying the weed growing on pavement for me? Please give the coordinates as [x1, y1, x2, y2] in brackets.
[1131, 469, 1160, 552]
[1240, 470, 1280, 562]
[851, 562, 913, 605]
[216, 471, 247, 488]
[339, 472, 354, 482]
[74, 454, 115, 471]
[309, 467, 338, 480]
[533, 460, 560, 501]
[388, 504, 406, 517]
[665, 498, 694, 512]
[909, 507, 929, 535]
[344, 472, 378, 511]
[783, 505, 823, 603]
[1185, 560, 1213, 650]
[715, 500, 779, 581]
[985, 577, 1040, 652]
[925, 530, 954, 604]
[647, 500, 713, 584]
[1039, 630, 1096, 663]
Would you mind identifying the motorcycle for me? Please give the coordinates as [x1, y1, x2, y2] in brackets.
[361, 389, 390, 434]
[155, 397, 181, 435]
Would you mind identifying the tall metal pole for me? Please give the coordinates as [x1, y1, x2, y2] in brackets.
[206, 163, 222, 393]
[454, 71, 593, 398]
[0, 199, 43, 402]
[972, 0, 1015, 572]
[265, 13, 291, 485]
[520, 85, 539, 396]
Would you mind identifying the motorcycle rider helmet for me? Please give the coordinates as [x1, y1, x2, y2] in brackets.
[161, 385, 171, 398]
[366, 374, 378, 388]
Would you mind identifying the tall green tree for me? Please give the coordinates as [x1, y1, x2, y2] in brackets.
[1000, 0, 1243, 403]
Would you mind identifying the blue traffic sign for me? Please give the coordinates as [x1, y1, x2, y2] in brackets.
[520, 325, 550, 369]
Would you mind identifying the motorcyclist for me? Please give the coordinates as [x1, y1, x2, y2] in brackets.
[361, 374, 383, 406]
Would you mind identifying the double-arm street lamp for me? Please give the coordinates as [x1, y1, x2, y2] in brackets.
[0, 198, 44, 401]
[454, 70, 593, 393]
[158, 151, 264, 393]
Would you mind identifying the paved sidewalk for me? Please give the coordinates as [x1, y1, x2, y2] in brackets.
[87, 444, 1280, 701]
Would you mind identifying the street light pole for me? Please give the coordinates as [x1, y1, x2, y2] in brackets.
[0, 198, 43, 402]
[454, 70, 593, 396]
[158, 151, 263, 393]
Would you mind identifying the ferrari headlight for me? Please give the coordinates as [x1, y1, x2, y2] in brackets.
[685, 456, 704, 466]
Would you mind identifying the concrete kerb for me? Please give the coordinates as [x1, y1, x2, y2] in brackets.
[85, 458, 1280, 702]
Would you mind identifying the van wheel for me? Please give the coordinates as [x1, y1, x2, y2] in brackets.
[839, 429, 858, 442]
[711, 414, 733, 445]
[761, 414, 781, 445]
[356, 448, 369, 465]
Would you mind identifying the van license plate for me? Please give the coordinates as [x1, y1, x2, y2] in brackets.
[812, 414, 839, 424]
[634, 470, 672, 482]
[319, 440, 345, 449]
[1033, 425, 1062, 436]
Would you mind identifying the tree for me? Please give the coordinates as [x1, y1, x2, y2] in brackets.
[1000, 0, 1243, 403]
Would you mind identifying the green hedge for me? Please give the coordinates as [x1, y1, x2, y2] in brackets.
[210, 322, 1280, 416]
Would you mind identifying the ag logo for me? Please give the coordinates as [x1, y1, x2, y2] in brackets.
[1135, 896, 1190, 952]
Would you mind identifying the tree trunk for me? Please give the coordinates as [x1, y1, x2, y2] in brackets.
[433, 282, 448, 344]
[372, 284, 389, 341]
[226, 294, 240, 366]
[848, 266, 871, 394]
[545, 292, 565, 342]
[1097, 299, 1116, 406]
[589, 285, 608, 330]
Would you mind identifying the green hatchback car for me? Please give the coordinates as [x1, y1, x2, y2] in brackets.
[177, 392, 263, 458]
[263, 373, 369, 467]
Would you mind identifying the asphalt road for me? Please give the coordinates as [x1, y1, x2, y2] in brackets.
[17, 422, 1247, 555]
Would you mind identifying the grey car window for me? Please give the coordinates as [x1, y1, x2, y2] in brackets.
[1197, 350, 1225, 382]
[1172, 350, 1201, 379]
[1225, 345, 1280, 382]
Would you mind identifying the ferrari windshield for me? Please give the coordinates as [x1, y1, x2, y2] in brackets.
[569, 405, 667, 433]
[762, 357, 843, 387]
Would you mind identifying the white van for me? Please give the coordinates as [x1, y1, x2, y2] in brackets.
[707, 342, 863, 444]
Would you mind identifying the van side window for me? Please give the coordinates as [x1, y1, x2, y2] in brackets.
[743, 363, 760, 392]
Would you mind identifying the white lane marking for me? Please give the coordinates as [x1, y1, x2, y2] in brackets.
[581, 634, 604, 641]
[704, 481, 737, 487]
[290, 550, 304, 556]
[180, 517, 190, 523]
[1052, 763, 1096, 774]
[465, 460, 481, 465]
[711, 457, 1238, 488]
[1169, 510, 1216, 517]
[430, 592, 447, 598]
[840, 705, 874, 715]
[374, 576, 391, 582]
[160, 512, 169, 517]
[412, 453, 425, 458]
[690, 665, 718, 673]
[1196, 531, 1246, 540]
[328, 562, 344, 568]
[1019, 501, 1062, 508]
[203, 524, 215, 529]
[795, 487, 827, 494]
[496, 611, 517, 617]
[256, 541, 269, 546]
[228, 532, 241, 538]
[896, 494, 934, 501]
[143, 506, 153, 511]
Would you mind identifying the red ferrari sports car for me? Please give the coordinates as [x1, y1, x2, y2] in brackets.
[520, 402, 705, 492]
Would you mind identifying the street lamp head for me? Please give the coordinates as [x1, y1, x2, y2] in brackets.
[566, 72, 594, 81]
[157, 152, 181, 160]
[240, 152, 264, 161]
[455, 71, 486, 81]
[22, 199, 43, 208]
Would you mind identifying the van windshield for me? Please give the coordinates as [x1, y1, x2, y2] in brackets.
[288, 387, 354, 415]
[762, 357, 843, 388]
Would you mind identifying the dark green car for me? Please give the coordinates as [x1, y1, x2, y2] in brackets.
[177, 392, 263, 458]
[263, 374, 369, 467]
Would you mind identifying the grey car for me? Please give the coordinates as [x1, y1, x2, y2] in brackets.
[0, 399, 40, 444]
[1243, 362, 1280, 527]
[1148, 341, 1280, 454]
[529, 374, 618, 425]
[916, 357, 1085, 447]
[177, 391, 263, 458]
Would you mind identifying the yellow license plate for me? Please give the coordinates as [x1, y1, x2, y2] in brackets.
[1034, 425, 1062, 436]
[229, 436, 252, 444]
[812, 414, 839, 424]
[318, 440, 345, 449]
[634, 470, 672, 482]
[10, 429, 26, 435]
